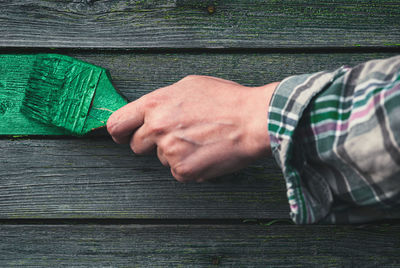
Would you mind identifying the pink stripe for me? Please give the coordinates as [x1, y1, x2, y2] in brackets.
[349, 92, 382, 121]
[312, 83, 400, 134]
[290, 204, 298, 211]
[346, 83, 400, 126]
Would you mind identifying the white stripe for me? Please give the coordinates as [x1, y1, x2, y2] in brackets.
[274, 72, 328, 137]
[268, 119, 295, 131]
[315, 75, 399, 105]
[313, 80, 400, 133]
[311, 106, 342, 115]
[269, 106, 299, 121]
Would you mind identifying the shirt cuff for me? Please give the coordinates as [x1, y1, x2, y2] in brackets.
[268, 67, 349, 224]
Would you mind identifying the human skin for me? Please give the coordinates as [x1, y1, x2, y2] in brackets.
[107, 75, 280, 182]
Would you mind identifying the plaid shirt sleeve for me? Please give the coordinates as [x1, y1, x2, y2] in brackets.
[268, 55, 400, 224]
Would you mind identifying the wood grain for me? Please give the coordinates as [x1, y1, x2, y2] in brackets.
[0, 52, 397, 219]
[67, 52, 399, 101]
[1, 2, 399, 266]
[0, 224, 399, 267]
[0, 0, 399, 48]
[0, 139, 287, 219]
[2, 52, 396, 135]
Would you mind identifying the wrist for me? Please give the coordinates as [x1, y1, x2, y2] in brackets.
[261, 82, 280, 107]
[248, 82, 280, 158]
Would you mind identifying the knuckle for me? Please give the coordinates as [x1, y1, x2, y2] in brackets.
[180, 75, 202, 82]
[158, 135, 173, 149]
[142, 93, 166, 111]
[147, 124, 164, 136]
[143, 97, 159, 110]
[181, 74, 196, 80]
[164, 148, 176, 158]
[146, 120, 167, 136]
[163, 143, 178, 157]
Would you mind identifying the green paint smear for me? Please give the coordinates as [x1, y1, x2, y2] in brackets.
[0, 54, 128, 136]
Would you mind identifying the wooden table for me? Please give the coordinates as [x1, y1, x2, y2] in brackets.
[1, 1, 399, 267]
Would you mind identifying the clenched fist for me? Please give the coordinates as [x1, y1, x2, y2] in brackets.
[107, 75, 279, 182]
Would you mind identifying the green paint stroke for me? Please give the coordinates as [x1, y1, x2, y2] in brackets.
[0, 54, 128, 136]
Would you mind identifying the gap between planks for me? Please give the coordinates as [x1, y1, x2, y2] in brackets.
[0, 46, 400, 55]
[0, 218, 292, 226]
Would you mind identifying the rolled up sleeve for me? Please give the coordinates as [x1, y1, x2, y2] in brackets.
[268, 55, 400, 224]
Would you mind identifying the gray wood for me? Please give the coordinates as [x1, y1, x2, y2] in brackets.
[0, 224, 399, 267]
[1, 0, 399, 48]
[1, 52, 397, 219]
[67, 52, 398, 101]
[1, 2, 398, 267]
[0, 139, 287, 219]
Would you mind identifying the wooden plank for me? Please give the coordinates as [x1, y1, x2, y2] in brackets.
[0, 224, 399, 267]
[0, 139, 287, 219]
[1, 52, 397, 219]
[1, 0, 399, 48]
[66, 52, 399, 101]
[2, 52, 395, 136]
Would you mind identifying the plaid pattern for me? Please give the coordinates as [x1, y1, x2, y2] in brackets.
[268, 55, 400, 224]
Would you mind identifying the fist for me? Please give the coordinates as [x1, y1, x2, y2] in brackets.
[107, 75, 278, 182]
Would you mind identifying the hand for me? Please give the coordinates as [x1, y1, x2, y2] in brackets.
[107, 75, 279, 182]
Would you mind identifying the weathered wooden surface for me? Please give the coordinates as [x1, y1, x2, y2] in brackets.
[1, 0, 399, 48]
[1, 1, 400, 266]
[0, 52, 398, 219]
[1, 51, 395, 137]
[66, 52, 399, 101]
[1, 224, 399, 267]
[0, 138, 286, 219]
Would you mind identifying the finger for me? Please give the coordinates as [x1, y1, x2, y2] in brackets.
[181, 146, 249, 182]
[157, 146, 169, 167]
[111, 134, 131, 145]
[107, 98, 145, 143]
[170, 167, 190, 183]
[130, 125, 157, 154]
